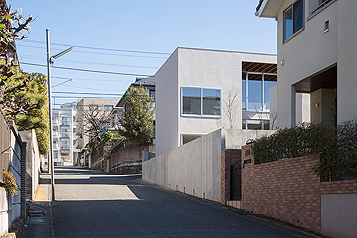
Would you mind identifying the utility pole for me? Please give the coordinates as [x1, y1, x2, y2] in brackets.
[46, 29, 73, 201]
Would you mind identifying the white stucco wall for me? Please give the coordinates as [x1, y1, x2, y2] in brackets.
[276, 0, 338, 128]
[336, 0, 357, 123]
[155, 47, 276, 156]
[155, 50, 179, 157]
[270, 84, 310, 129]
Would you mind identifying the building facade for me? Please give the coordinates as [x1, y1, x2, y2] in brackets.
[52, 103, 79, 166]
[75, 97, 119, 151]
[154, 47, 277, 156]
[256, 0, 357, 128]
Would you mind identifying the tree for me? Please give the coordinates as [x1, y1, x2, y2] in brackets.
[0, 3, 49, 155]
[118, 85, 154, 146]
[0, 2, 32, 104]
[76, 105, 112, 150]
[216, 88, 240, 129]
[4, 71, 50, 155]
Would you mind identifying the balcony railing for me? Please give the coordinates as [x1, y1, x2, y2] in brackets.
[61, 133, 69, 138]
[61, 146, 70, 150]
[61, 121, 70, 126]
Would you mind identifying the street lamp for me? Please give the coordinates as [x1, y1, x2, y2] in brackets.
[46, 28, 73, 201]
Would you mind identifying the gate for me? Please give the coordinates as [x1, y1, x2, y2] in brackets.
[230, 161, 242, 200]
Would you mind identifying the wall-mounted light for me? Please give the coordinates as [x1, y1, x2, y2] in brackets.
[280, 59, 285, 65]
[315, 102, 320, 108]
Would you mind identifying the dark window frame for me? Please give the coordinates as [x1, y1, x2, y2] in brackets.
[283, 0, 304, 43]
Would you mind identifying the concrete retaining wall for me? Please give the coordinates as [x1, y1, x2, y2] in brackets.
[143, 129, 275, 203]
[143, 129, 222, 202]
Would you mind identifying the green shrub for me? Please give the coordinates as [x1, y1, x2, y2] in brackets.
[252, 122, 357, 181]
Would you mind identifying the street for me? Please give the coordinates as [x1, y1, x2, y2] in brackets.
[52, 167, 317, 238]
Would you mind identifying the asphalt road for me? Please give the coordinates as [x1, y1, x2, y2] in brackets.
[52, 167, 318, 238]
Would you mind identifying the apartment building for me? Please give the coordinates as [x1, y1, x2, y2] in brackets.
[256, 0, 357, 128]
[52, 103, 79, 166]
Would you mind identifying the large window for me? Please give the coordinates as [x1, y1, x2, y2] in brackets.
[284, 0, 304, 41]
[248, 74, 263, 111]
[182, 87, 221, 116]
[242, 73, 277, 111]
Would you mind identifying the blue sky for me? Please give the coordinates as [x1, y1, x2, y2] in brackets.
[10, 0, 277, 107]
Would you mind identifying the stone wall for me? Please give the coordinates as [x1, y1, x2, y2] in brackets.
[110, 144, 155, 170]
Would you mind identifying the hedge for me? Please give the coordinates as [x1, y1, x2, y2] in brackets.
[252, 121, 357, 181]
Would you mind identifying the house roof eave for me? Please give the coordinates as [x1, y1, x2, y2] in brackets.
[255, 0, 283, 18]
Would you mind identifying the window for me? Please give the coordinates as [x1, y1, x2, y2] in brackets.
[248, 74, 263, 110]
[104, 105, 113, 111]
[264, 75, 278, 110]
[182, 87, 221, 116]
[203, 89, 221, 115]
[182, 88, 201, 115]
[242, 119, 270, 130]
[61, 117, 69, 125]
[149, 90, 156, 102]
[284, 0, 304, 41]
[89, 104, 98, 110]
[242, 73, 277, 111]
[309, 0, 331, 16]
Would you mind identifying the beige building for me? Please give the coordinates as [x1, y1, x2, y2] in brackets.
[75, 98, 119, 152]
[256, 0, 357, 128]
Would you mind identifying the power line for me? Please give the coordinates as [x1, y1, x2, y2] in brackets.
[51, 76, 132, 82]
[52, 91, 124, 96]
[51, 96, 117, 98]
[57, 84, 126, 92]
[16, 44, 168, 59]
[20, 62, 153, 77]
[18, 54, 158, 69]
[21, 39, 171, 55]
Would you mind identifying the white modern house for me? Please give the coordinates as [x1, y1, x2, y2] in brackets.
[256, 0, 357, 128]
[154, 47, 277, 156]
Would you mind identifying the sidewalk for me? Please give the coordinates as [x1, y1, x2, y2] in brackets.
[24, 173, 55, 238]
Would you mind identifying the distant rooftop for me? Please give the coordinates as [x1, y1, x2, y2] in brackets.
[133, 75, 156, 86]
